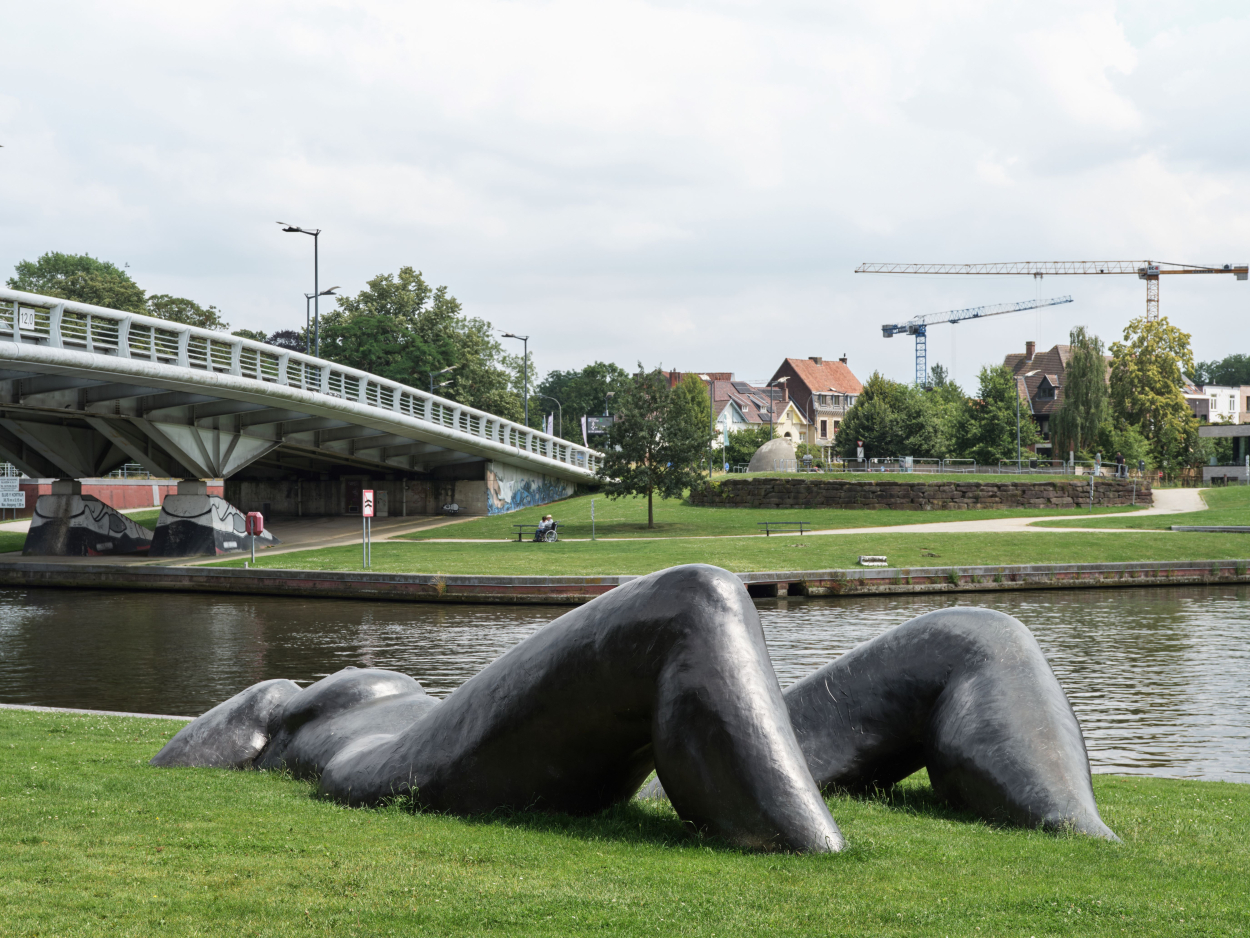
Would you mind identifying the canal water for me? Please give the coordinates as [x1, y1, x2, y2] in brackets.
[0, 586, 1246, 783]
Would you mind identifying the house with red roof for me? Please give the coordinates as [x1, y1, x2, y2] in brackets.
[766, 356, 863, 447]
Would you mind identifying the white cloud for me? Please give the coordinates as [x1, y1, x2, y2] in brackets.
[1, 0, 1248, 390]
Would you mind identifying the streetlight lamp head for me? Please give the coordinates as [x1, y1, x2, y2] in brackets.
[321, 286, 340, 296]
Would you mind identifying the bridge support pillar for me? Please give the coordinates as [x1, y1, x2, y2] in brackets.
[149, 481, 281, 558]
[23, 480, 155, 557]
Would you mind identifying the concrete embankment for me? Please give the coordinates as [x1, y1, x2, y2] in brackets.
[0, 558, 1246, 604]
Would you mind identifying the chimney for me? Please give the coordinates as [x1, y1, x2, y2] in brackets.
[839, 354, 848, 365]
[809, 356, 822, 365]
[1025, 341, 1036, 361]
[781, 384, 789, 403]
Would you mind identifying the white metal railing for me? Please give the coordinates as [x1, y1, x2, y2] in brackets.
[0, 289, 602, 475]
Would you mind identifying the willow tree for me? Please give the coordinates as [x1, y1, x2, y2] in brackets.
[1051, 326, 1108, 458]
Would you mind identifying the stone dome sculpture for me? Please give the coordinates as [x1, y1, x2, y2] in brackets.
[746, 437, 797, 473]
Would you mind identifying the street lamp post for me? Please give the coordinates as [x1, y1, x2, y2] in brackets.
[538, 393, 563, 438]
[278, 222, 324, 356]
[429, 364, 460, 394]
[304, 286, 339, 353]
[501, 333, 530, 426]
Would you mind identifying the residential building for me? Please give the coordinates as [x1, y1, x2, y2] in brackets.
[1183, 383, 1247, 424]
[1002, 340, 1112, 456]
[766, 356, 863, 447]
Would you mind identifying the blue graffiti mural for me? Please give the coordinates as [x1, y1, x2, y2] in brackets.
[486, 465, 574, 515]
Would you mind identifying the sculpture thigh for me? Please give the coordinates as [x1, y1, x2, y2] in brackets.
[153, 564, 843, 853]
[784, 607, 1117, 840]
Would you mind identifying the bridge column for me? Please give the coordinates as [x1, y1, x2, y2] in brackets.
[149, 480, 281, 558]
[23, 480, 155, 557]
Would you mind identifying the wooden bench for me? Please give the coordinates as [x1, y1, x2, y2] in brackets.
[757, 520, 810, 537]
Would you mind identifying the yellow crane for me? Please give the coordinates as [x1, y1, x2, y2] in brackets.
[855, 261, 1248, 321]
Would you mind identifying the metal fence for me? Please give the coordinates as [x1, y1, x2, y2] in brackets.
[0, 288, 603, 477]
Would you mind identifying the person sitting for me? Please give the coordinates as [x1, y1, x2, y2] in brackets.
[533, 514, 555, 541]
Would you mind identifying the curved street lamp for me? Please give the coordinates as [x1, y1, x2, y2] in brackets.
[278, 222, 325, 355]
[538, 393, 563, 439]
[501, 332, 530, 426]
[304, 286, 339, 353]
[429, 363, 460, 393]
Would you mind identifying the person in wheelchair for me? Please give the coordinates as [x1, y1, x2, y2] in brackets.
[533, 514, 557, 542]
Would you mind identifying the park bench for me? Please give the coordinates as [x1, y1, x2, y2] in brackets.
[757, 520, 809, 537]
[513, 523, 559, 543]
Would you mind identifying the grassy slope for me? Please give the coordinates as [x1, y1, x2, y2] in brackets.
[209, 532, 1250, 576]
[401, 491, 1139, 542]
[1, 710, 1245, 937]
[1035, 485, 1250, 530]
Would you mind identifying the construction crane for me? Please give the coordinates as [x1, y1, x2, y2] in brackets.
[856, 261, 1247, 322]
[883, 296, 1073, 386]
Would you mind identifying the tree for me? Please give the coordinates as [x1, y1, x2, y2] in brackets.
[1051, 326, 1108, 458]
[1191, 353, 1250, 387]
[148, 294, 230, 331]
[537, 362, 630, 443]
[724, 424, 774, 468]
[596, 367, 707, 528]
[835, 372, 947, 459]
[954, 365, 1041, 465]
[267, 330, 306, 353]
[1109, 316, 1199, 467]
[8, 252, 146, 313]
[320, 267, 522, 421]
[231, 328, 268, 343]
[675, 373, 713, 470]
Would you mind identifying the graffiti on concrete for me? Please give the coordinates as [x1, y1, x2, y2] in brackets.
[485, 461, 574, 515]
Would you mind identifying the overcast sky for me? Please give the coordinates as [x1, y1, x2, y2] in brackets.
[3, 1, 1248, 390]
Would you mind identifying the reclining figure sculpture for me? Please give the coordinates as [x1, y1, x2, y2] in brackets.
[152, 564, 1117, 850]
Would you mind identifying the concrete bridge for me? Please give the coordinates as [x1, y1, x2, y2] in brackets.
[0, 288, 601, 556]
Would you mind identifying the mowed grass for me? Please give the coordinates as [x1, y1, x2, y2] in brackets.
[401, 491, 1141, 542]
[1035, 484, 1249, 531]
[209, 531, 1250, 576]
[1, 709, 1246, 937]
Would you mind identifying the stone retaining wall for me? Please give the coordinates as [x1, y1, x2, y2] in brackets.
[689, 477, 1151, 510]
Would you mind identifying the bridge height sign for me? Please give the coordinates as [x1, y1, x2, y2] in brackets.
[361, 489, 373, 568]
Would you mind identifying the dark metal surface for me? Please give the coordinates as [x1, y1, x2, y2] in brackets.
[152, 564, 842, 853]
[150, 566, 1117, 848]
[784, 607, 1118, 839]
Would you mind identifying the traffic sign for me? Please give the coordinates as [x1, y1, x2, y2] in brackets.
[0, 477, 19, 492]
[0, 493, 24, 509]
[362, 489, 375, 518]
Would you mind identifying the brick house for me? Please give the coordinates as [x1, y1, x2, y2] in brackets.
[766, 356, 863, 448]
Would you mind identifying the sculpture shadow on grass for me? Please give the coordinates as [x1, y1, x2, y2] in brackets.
[152, 563, 1118, 851]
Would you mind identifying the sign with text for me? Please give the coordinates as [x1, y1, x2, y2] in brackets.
[362, 489, 375, 518]
[0, 493, 25, 509]
[585, 415, 616, 435]
[0, 477, 20, 492]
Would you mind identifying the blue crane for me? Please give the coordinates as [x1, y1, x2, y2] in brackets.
[882, 295, 1074, 386]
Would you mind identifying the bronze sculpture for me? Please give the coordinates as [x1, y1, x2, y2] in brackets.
[153, 564, 1117, 850]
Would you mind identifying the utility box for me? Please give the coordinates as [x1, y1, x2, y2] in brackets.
[245, 512, 264, 536]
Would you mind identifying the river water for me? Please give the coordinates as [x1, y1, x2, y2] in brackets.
[0, 586, 1246, 783]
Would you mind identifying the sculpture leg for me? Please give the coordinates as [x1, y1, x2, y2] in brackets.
[317, 565, 843, 852]
[153, 565, 842, 853]
[784, 607, 1118, 840]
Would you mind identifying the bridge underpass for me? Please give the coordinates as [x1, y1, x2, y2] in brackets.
[0, 288, 602, 557]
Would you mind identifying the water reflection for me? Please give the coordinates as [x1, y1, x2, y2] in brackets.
[0, 586, 1245, 782]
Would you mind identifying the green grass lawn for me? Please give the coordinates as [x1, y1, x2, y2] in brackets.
[126, 508, 163, 530]
[209, 531, 1250, 576]
[405, 491, 1140, 542]
[1, 709, 1245, 937]
[1035, 485, 1250, 530]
